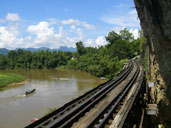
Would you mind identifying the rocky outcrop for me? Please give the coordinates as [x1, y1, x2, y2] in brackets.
[134, 0, 171, 122]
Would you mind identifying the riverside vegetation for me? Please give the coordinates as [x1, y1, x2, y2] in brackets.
[0, 29, 145, 81]
[0, 73, 25, 88]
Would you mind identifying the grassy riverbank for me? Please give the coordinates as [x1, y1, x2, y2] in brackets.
[0, 73, 25, 88]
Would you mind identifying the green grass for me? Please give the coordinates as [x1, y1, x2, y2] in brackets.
[44, 107, 57, 116]
[0, 73, 25, 88]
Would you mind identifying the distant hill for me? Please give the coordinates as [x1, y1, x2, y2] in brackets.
[0, 46, 76, 54]
[16, 47, 49, 52]
[0, 48, 9, 55]
[57, 46, 76, 52]
[19, 46, 76, 52]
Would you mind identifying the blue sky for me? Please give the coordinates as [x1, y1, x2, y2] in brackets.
[0, 0, 140, 49]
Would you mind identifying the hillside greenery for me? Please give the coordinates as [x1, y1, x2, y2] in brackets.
[0, 50, 73, 69]
[0, 28, 145, 79]
[67, 29, 145, 78]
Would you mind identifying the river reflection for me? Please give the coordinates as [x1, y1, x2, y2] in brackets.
[0, 69, 105, 128]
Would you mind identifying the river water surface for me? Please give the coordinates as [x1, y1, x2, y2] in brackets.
[0, 69, 105, 128]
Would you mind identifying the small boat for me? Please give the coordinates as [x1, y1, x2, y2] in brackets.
[25, 89, 36, 95]
[51, 77, 59, 80]
[100, 77, 106, 80]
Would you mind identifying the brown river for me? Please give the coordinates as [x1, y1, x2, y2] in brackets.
[0, 69, 105, 128]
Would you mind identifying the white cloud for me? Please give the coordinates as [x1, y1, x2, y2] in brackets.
[0, 20, 84, 49]
[26, 21, 84, 48]
[47, 18, 58, 25]
[0, 12, 100, 49]
[95, 36, 107, 46]
[61, 19, 96, 30]
[62, 19, 79, 25]
[129, 28, 139, 39]
[84, 36, 107, 47]
[69, 25, 83, 41]
[0, 26, 25, 49]
[27, 21, 64, 47]
[0, 18, 106, 49]
[0, 12, 110, 49]
[82, 22, 96, 29]
[0, 26, 15, 44]
[27, 21, 55, 41]
[6, 13, 20, 21]
[0, 18, 5, 23]
[101, 5, 140, 28]
[70, 25, 76, 30]
[75, 28, 83, 39]
[85, 39, 94, 47]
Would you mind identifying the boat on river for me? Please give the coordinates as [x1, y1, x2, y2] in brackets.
[25, 89, 36, 95]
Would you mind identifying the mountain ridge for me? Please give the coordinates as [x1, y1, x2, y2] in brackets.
[0, 46, 76, 54]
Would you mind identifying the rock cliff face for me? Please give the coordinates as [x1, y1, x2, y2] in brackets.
[134, 0, 171, 121]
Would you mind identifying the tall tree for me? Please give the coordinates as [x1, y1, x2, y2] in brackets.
[120, 28, 134, 42]
[105, 31, 121, 44]
[76, 41, 85, 56]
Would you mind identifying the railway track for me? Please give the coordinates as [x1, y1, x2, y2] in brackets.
[86, 62, 140, 128]
[26, 60, 142, 128]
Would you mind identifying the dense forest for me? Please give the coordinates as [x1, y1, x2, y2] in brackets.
[0, 28, 145, 79]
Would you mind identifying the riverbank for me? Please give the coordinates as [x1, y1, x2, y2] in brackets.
[56, 59, 126, 80]
[0, 73, 25, 88]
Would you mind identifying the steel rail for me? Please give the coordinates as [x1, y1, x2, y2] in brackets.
[86, 61, 140, 128]
[26, 62, 132, 128]
[47, 62, 134, 128]
[116, 64, 145, 128]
